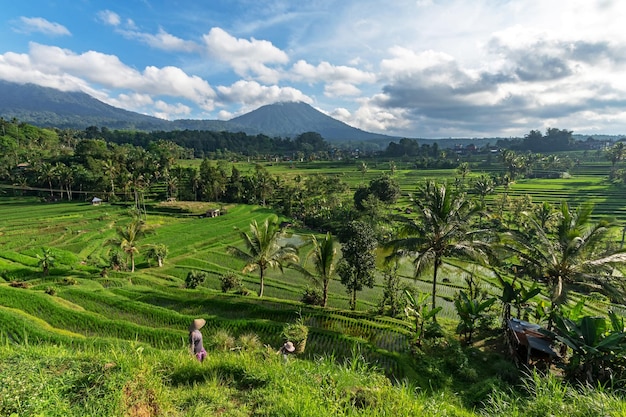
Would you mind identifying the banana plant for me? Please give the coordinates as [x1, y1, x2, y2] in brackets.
[494, 270, 542, 326]
[454, 290, 496, 344]
[550, 312, 626, 383]
[404, 289, 442, 348]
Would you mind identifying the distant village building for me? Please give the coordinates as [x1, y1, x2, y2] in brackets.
[91, 197, 103, 205]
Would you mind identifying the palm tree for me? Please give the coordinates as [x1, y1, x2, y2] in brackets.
[472, 175, 494, 206]
[36, 162, 55, 196]
[228, 217, 299, 297]
[299, 232, 339, 307]
[386, 181, 491, 312]
[503, 202, 626, 328]
[106, 218, 149, 272]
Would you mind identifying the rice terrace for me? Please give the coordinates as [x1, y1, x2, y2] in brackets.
[1, 121, 626, 416]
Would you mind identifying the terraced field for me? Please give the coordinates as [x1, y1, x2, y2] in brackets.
[1, 155, 625, 382]
[0, 198, 421, 378]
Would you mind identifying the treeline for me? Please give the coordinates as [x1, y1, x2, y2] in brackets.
[86, 126, 333, 158]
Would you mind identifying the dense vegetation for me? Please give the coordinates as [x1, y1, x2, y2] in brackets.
[1, 120, 626, 416]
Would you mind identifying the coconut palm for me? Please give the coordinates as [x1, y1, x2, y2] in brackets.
[299, 232, 339, 307]
[106, 218, 149, 272]
[228, 217, 299, 297]
[503, 202, 626, 328]
[386, 181, 491, 312]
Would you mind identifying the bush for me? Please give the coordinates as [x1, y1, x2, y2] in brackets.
[301, 287, 324, 306]
[219, 272, 242, 293]
[236, 333, 262, 352]
[45, 286, 56, 296]
[282, 315, 309, 353]
[209, 329, 236, 351]
[60, 277, 77, 286]
[185, 270, 207, 289]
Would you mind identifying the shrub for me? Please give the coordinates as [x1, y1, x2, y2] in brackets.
[45, 286, 57, 296]
[219, 272, 242, 293]
[236, 333, 262, 352]
[60, 277, 77, 286]
[9, 281, 29, 289]
[209, 329, 236, 351]
[109, 251, 127, 271]
[301, 287, 324, 306]
[282, 315, 309, 353]
[185, 271, 207, 289]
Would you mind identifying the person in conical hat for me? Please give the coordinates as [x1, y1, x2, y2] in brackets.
[277, 340, 295, 362]
[189, 318, 207, 362]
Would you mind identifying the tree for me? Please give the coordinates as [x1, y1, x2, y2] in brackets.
[386, 181, 490, 313]
[146, 244, 168, 267]
[404, 289, 442, 348]
[37, 248, 55, 278]
[359, 161, 368, 179]
[185, 270, 207, 289]
[299, 232, 339, 307]
[472, 175, 494, 206]
[106, 217, 149, 273]
[456, 162, 471, 185]
[606, 141, 626, 178]
[337, 221, 377, 310]
[533, 200, 557, 230]
[368, 174, 401, 205]
[503, 202, 626, 328]
[378, 261, 403, 317]
[228, 217, 299, 297]
[454, 290, 496, 344]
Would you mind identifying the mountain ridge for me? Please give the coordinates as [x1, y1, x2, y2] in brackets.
[0, 81, 397, 142]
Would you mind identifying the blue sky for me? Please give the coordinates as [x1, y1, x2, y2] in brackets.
[2, 0, 626, 138]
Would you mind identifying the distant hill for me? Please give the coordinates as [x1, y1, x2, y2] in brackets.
[229, 101, 396, 142]
[0, 80, 172, 130]
[0, 81, 397, 142]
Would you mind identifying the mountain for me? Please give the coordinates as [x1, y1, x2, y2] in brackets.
[0, 80, 172, 130]
[228, 101, 395, 141]
[0, 81, 397, 142]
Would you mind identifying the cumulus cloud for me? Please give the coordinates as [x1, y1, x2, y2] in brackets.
[0, 42, 217, 112]
[202, 27, 288, 83]
[288, 59, 375, 98]
[290, 59, 376, 84]
[324, 81, 361, 97]
[14, 17, 70, 36]
[216, 80, 312, 113]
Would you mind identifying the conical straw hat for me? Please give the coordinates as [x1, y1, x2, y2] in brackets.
[190, 318, 206, 331]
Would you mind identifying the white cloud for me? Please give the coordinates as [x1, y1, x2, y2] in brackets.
[118, 28, 199, 53]
[216, 80, 311, 113]
[0, 42, 217, 111]
[97, 10, 121, 27]
[290, 59, 376, 84]
[14, 17, 70, 36]
[153, 100, 192, 119]
[202, 27, 288, 83]
[324, 82, 361, 97]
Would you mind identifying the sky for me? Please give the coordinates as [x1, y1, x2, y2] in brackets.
[2, 0, 626, 139]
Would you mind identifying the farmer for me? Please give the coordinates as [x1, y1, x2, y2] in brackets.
[189, 318, 207, 362]
[277, 340, 295, 362]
